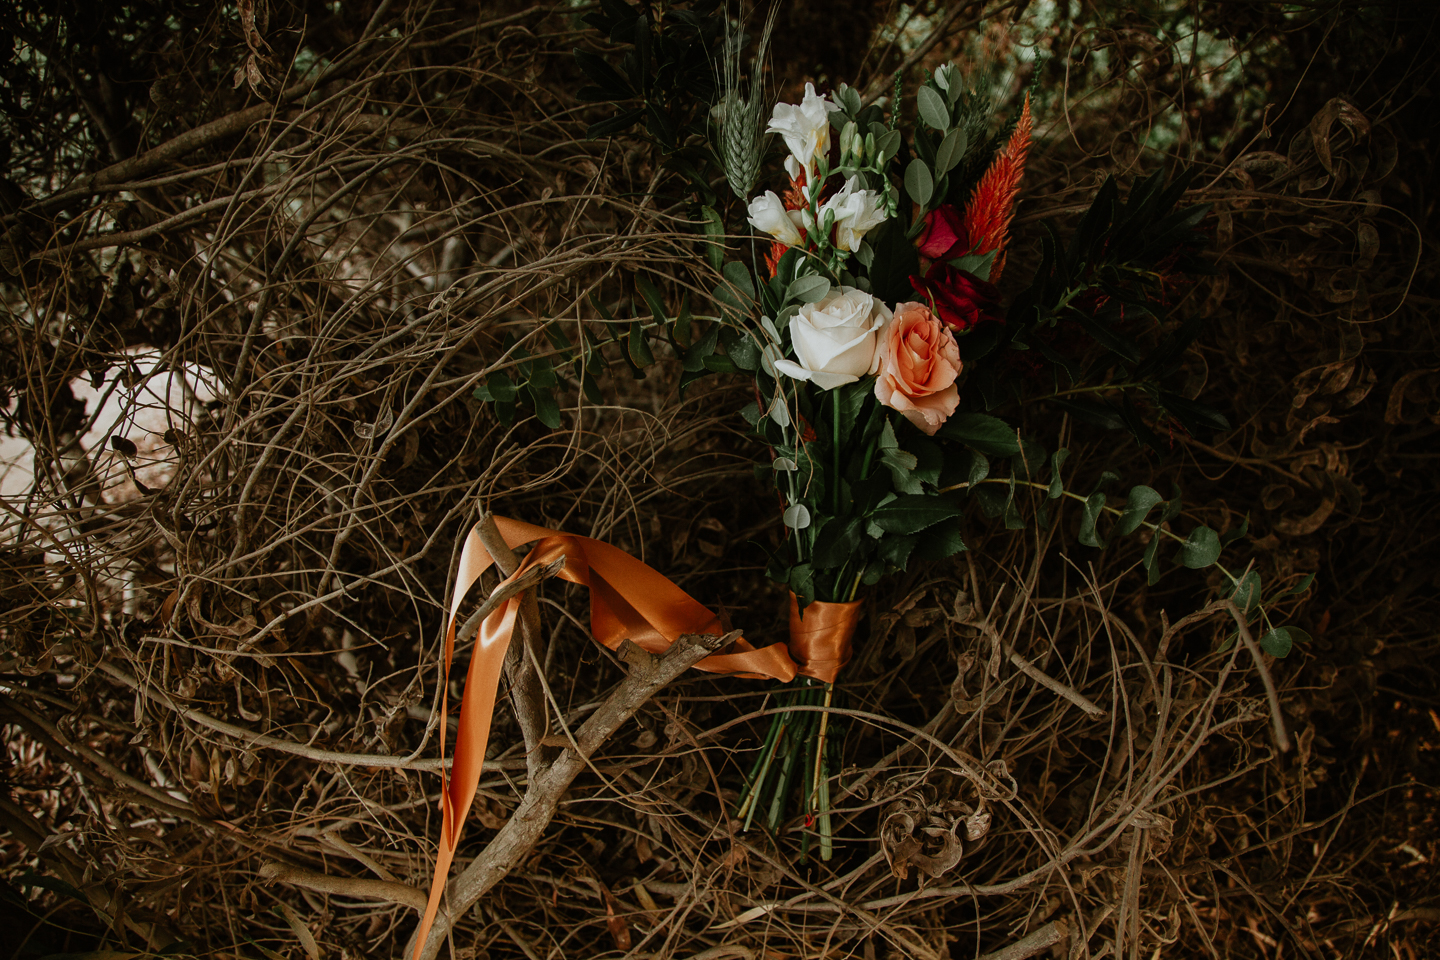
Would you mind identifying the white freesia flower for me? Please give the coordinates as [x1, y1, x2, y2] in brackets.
[766, 82, 839, 180]
[746, 191, 805, 247]
[819, 176, 888, 253]
[773, 286, 892, 390]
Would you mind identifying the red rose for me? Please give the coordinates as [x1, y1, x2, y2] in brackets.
[915, 205, 969, 261]
[908, 263, 1003, 332]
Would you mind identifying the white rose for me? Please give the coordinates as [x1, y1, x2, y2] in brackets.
[766, 83, 840, 180]
[746, 191, 805, 247]
[818, 176, 888, 253]
[773, 286, 892, 390]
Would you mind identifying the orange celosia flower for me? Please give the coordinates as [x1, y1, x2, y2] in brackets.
[961, 92, 1032, 285]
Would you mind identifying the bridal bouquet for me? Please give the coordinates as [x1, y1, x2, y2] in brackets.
[455, 19, 1303, 863]
[693, 68, 1231, 849]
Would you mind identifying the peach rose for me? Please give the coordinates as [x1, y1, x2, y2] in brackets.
[873, 302, 962, 435]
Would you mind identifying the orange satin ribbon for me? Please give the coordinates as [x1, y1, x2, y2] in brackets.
[788, 591, 863, 683]
[413, 517, 863, 957]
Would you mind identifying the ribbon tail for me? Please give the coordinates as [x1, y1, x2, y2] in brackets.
[411, 517, 810, 958]
[410, 585, 521, 959]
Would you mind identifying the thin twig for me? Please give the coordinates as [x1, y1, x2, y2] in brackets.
[259, 861, 429, 912]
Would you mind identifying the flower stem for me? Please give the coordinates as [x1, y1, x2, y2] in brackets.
[737, 700, 787, 828]
[809, 682, 834, 811]
[832, 389, 842, 516]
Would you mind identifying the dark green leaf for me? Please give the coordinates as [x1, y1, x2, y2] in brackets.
[672, 294, 692, 349]
[975, 484, 1007, 519]
[949, 249, 995, 281]
[1259, 626, 1294, 658]
[586, 107, 645, 139]
[581, 368, 604, 404]
[1078, 490, 1108, 548]
[1050, 398, 1126, 430]
[720, 326, 759, 371]
[904, 159, 934, 208]
[867, 218, 920, 303]
[914, 514, 967, 560]
[722, 260, 756, 302]
[635, 275, 668, 325]
[934, 126, 967, 174]
[917, 85, 950, 129]
[967, 450, 990, 487]
[1179, 525, 1222, 569]
[523, 384, 562, 429]
[627, 321, 655, 368]
[788, 562, 815, 606]
[1003, 474, 1024, 530]
[813, 517, 864, 570]
[1219, 515, 1249, 548]
[1159, 392, 1231, 432]
[1229, 570, 1263, 616]
[878, 534, 919, 568]
[936, 413, 1020, 457]
[476, 371, 517, 403]
[572, 48, 634, 99]
[1280, 573, 1316, 597]
[702, 354, 739, 373]
[1115, 485, 1163, 536]
[683, 323, 718, 372]
[1047, 448, 1070, 499]
[1142, 528, 1162, 584]
[871, 494, 963, 535]
[908, 434, 944, 486]
[700, 205, 726, 272]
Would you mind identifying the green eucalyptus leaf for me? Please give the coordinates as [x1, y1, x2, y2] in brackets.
[1143, 531, 1162, 584]
[635, 275, 668, 325]
[700, 206, 726, 272]
[1115, 485, 1164, 536]
[1047, 449, 1070, 499]
[722, 260, 756, 302]
[786, 274, 832, 304]
[521, 383, 562, 429]
[627, 321, 655, 368]
[477, 371, 517, 403]
[905, 159, 934, 208]
[1259, 626, 1294, 658]
[1281, 573, 1316, 597]
[1219, 515, 1250, 548]
[935, 126, 967, 175]
[916, 85, 950, 130]
[1179, 525, 1222, 569]
[1229, 570, 1263, 616]
[1003, 474, 1024, 530]
[1079, 491, 1108, 548]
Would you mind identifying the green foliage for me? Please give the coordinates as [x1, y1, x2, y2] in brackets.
[992, 169, 1222, 450]
[572, 0, 723, 149]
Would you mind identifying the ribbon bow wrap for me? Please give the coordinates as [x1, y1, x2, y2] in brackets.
[413, 517, 862, 957]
